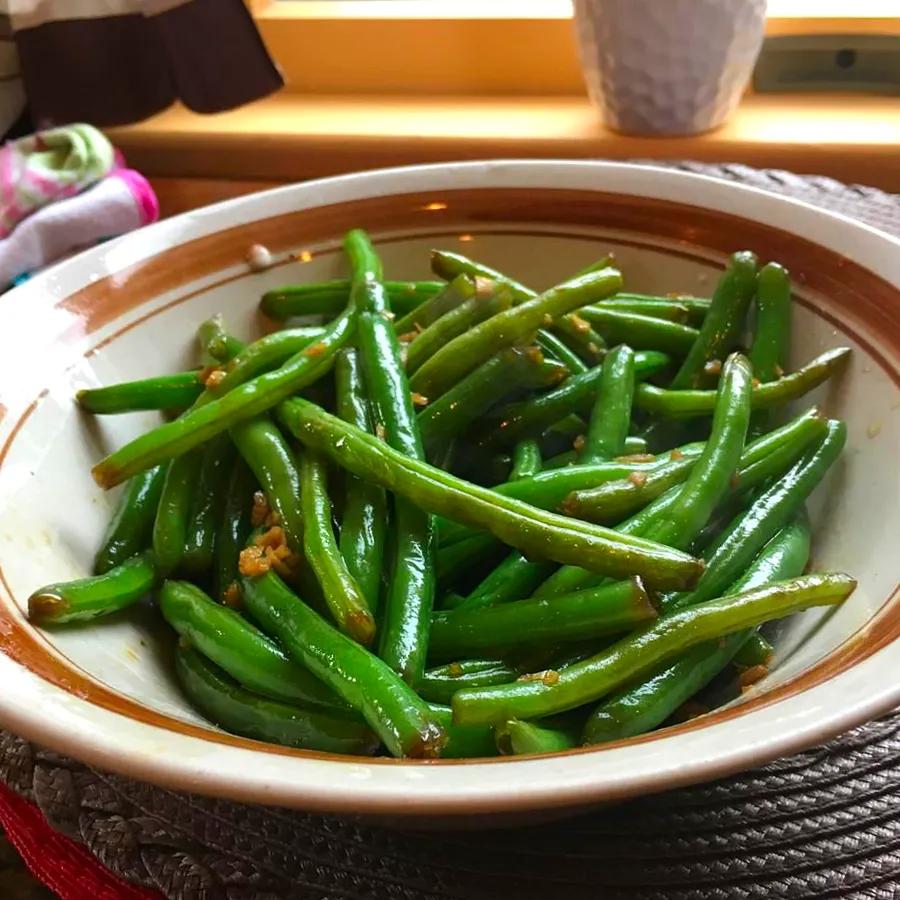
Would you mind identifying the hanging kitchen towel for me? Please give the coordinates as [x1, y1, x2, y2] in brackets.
[2, 0, 283, 127]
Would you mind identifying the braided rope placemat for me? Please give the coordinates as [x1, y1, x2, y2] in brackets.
[2, 162, 899, 900]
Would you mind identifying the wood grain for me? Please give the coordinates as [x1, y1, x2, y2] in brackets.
[108, 92, 900, 194]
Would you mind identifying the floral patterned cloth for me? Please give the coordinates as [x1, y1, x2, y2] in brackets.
[0, 123, 113, 237]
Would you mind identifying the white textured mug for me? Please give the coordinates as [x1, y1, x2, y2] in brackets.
[574, 0, 767, 136]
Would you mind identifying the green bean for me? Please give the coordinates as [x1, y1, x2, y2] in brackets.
[750, 263, 792, 383]
[583, 345, 635, 464]
[94, 465, 165, 574]
[541, 409, 826, 600]
[582, 515, 810, 744]
[579, 307, 700, 356]
[212, 327, 326, 395]
[571, 256, 618, 278]
[387, 279, 466, 316]
[542, 435, 648, 469]
[536, 329, 589, 374]
[731, 416, 829, 495]
[635, 347, 849, 419]
[593, 298, 691, 323]
[457, 551, 556, 612]
[182, 435, 233, 578]
[92, 312, 353, 489]
[565, 451, 700, 524]
[510, 439, 542, 481]
[392, 274, 477, 335]
[733, 633, 775, 669]
[569, 407, 825, 524]
[241, 570, 445, 757]
[610, 292, 711, 326]
[418, 660, 519, 704]
[495, 719, 578, 755]
[197, 315, 246, 364]
[430, 249, 532, 296]
[439, 420, 580, 596]
[622, 438, 651, 457]
[535, 412, 586, 459]
[535, 390, 748, 596]
[402, 440, 690, 579]
[409, 268, 623, 400]
[429, 704, 497, 758]
[230, 415, 304, 552]
[699, 414, 825, 503]
[214, 457, 256, 602]
[346, 229, 436, 684]
[479, 350, 670, 448]
[429, 577, 657, 660]
[175, 645, 378, 755]
[160, 579, 343, 708]
[436, 533, 500, 585]
[665, 420, 846, 612]
[669, 251, 759, 388]
[28, 551, 158, 625]
[153, 452, 202, 575]
[335, 348, 387, 614]
[444, 449, 498, 490]
[541, 449, 578, 469]
[533, 483, 687, 599]
[300, 449, 376, 646]
[452, 572, 855, 725]
[548, 313, 606, 364]
[439, 592, 467, 610]
[748, 262, 792, 435]
[544, 642, 605, 671]
[642, 353, 752, 549]
[689, 494, 747, 556]
[278, 398, 704, 591]
[428, 250, 610, 361]
[97, 330, 318, 439]
[76, 372, 203, 414]
[261, 279, 443, 320]
[418, 347, 567, 458]
[405, 283, 514, 373]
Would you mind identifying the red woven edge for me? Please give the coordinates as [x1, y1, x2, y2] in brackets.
[0, 781, 160, 900]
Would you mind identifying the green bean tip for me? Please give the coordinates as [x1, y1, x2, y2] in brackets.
[91, 462, 118, 490]
[27, 591, 69, 625]
[411, 723, 448, 759]
[494, 721, 517, 756]
[347, 610, 377, 647]
[635, 577, 660, 617]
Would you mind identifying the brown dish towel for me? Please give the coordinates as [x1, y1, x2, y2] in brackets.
[1, 162, 899, 899]
[2, 0, 282, 127]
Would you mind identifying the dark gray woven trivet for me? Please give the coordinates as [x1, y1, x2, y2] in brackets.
[3, 162, 900, 900]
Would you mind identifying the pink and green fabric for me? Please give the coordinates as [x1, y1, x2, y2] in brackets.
[0, 123, 115, 238]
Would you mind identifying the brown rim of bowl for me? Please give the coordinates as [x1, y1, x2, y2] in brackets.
[0, 187, 898, 768]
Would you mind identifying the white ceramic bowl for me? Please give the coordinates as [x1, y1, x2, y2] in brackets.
[0, 161, 898, 824]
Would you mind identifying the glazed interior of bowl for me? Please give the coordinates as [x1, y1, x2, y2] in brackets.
[0, 162, 898, 818]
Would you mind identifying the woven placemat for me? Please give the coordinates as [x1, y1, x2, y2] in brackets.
[2, 162, 900, 900]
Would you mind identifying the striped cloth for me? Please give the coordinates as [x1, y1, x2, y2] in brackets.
[0, 0, 282, 129]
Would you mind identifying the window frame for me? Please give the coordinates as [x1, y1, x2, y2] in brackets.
[250, 0, 900, 96]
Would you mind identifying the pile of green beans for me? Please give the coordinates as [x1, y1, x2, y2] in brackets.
[34, 239, 854, 760]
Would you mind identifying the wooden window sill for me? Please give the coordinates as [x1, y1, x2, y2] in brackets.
[105, 92, 900, 216]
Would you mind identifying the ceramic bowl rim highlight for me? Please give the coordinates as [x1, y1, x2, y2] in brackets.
[0, 160, 899, 818]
